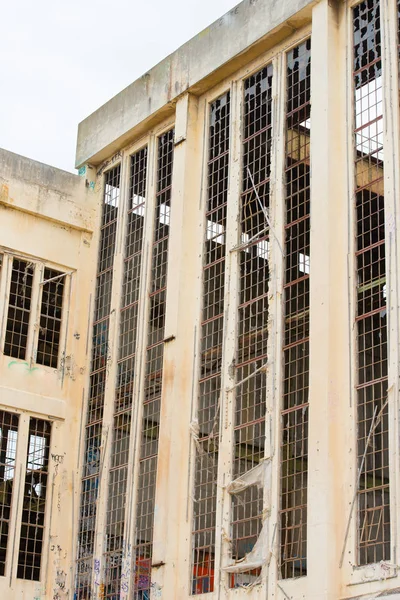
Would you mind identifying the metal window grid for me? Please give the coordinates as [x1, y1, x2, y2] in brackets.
[352, 0, 390, 566]
[4, 258, 34, 360]
[36, 268, 65, 368]
[230, 65, 272, 589]
[0, 410, 19, 577]
[191, 92, 230, 595]
[75, 165, 120, 598]
[17, 418, 51, 581]
[279, 39, 311, 580]
[133, 130, 174, 600]
[104, 148, 148, 599]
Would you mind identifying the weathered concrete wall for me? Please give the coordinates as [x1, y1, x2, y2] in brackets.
[0, 148, 96, 231]
[75, 0, 317, 168]
[0, 148, 100, 599]
[2, 0, 400, 598]
[75, 0, 400, 598]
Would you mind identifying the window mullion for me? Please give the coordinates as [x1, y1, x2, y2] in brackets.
[122, 134, 157, 598]
[27, 263, 43, 367]
[7, 412, 29, 583]
[58, 272, 72, 382]
[217, 78, 242, 592]
[0, 253, 12, 354]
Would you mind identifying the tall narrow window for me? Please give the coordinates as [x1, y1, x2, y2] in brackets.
[133, 130, 174, 599]
[229, 65, 272, 589]
[353, 0, 389, 565]
[280, 39, 311, 579]
[36, 269, 65, 368]
[76, 165, 120, 598]
[191, 93, 230, 595]
[17, 418, 51, 581]
[0, 411, 19, 576]
[4, 259, 34, 360]
[104, 148, 147, 598]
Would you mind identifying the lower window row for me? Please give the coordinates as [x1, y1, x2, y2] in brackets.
[0, 410, 51, 581]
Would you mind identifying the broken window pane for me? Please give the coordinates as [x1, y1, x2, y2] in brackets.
[192, 92, 230, 595]
[104, 147, 148, 597]
[17, 418, 51, 581]
[0, 411, 19, 576]
[133, 130, 174, 600]
[353, 0, 390, 566]
[280, 38, 311, 580]
[230, 64, 272, 589]
[36, 268, 65, 368]
[75, 164, 120, 598]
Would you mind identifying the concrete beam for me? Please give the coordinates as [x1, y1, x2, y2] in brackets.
[75, 0, 317, 168]
[0, 147, 97, 232]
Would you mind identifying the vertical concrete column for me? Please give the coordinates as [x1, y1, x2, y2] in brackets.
[307, 2, 348, 598]
[151, 93, 205, 599]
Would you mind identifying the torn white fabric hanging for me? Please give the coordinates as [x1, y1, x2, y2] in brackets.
[223, 521, 269, 573]
[226, 458, 270, 495]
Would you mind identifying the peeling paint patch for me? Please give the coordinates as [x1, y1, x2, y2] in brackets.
[0, 183, 10, 202]
[151, 581, 162, 598]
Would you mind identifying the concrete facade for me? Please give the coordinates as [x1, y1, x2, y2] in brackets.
[1, 0, 400, 599]
[0, 149, 99, 598]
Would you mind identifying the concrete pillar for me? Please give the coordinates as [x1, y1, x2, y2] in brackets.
[307, 1, 348, 598]
[150, 93, 205, 599]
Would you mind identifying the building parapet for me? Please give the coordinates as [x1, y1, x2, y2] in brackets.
[75, 0, 317, 168]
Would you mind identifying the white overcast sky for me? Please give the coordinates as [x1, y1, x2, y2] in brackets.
[1, 0, 238, 173]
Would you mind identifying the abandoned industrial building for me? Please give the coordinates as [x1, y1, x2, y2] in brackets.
[1, 0, 400, 598]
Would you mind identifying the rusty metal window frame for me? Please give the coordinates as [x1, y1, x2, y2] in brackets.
[228, 62, 273, 590]
[351, 0, 390, 567]
[0, 251, 71, 369]
[35, 268, 66, 368]
[0, 409, 19, 578]
[279, 38, 311, 580]
[75, 164, 121, 599]
[103, 147, 148, 599]
[191, 91, 231, 596]
[132, 129, 174, 600]
[3, 257, 35, 361]
[16, 417, 52, 581]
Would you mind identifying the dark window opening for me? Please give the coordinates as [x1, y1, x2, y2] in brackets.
[17, 418, 51, 581]
[36, 269, 65, 368]
[192, 92, 230, 595]
[280, 39, 311, 580]
[4, 259, 34, 360]
[0, 411, 19, 577]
